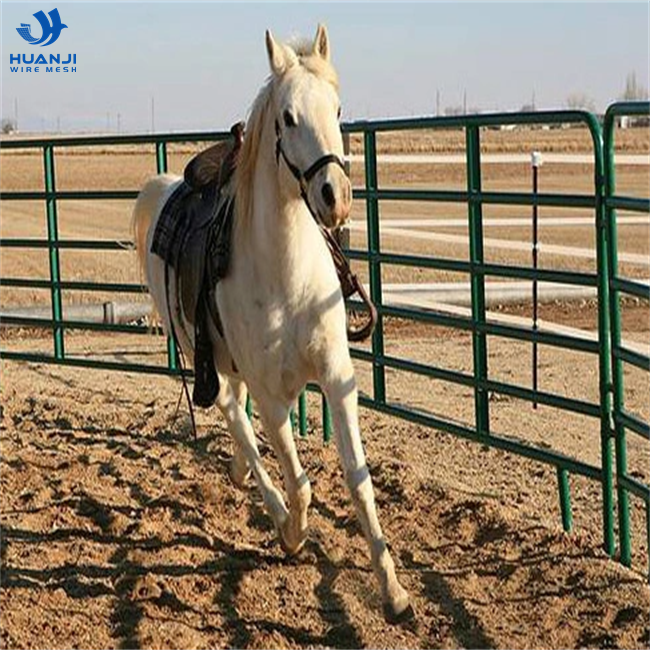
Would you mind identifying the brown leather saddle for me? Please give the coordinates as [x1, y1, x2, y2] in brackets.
[184, 122, 244, 199]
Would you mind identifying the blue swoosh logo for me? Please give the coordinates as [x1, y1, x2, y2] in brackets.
[16, 9, 68, 46]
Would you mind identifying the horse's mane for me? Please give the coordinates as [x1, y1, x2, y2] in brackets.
[234, 43, 339, 229]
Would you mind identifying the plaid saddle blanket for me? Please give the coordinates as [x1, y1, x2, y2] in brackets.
[150, 181, 235, 407]
[151, 181, 234, 295]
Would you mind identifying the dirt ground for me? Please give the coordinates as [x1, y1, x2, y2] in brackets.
[1, 310, 649, 650]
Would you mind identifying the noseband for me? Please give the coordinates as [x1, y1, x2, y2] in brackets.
[274, 119, 345, 224]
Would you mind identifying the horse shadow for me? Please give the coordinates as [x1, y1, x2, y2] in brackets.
[1, 512, 367, 650]
[1, 396, 369, 650]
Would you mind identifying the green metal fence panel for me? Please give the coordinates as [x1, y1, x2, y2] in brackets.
[0, 131, 232, 375]
[603, 101, 650, 575]
[1, 104, 648, 575]
[344, 108, 618, 559]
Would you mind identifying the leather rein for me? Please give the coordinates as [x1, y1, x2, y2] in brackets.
[274, 120, 377, 342]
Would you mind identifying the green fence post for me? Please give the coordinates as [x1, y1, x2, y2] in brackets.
[364, 129, 386, 403]
[43, 145, 65, 359]
[322, 392, 332, 443]
[465, 126, 489, 436]
[557, 468, 574, 532]
[298, 391, 308, 437]
[154, 141, 178, 372]
[592, 116, 616, 559]
[603, 108, 630, 564]
[155, 140, 168, 174]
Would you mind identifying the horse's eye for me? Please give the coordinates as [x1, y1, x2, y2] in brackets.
[283, 110, 297, 128]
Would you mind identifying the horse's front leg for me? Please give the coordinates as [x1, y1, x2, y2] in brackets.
[257, 399, 311, 555]
[320, 357, 411, 622]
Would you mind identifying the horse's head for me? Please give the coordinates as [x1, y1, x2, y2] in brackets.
[266, 25, 352, 230]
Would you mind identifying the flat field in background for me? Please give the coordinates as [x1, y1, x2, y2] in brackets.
[1, 126, 648, 307]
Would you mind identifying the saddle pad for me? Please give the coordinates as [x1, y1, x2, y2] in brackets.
[150, 181, 201, 269]
[150, 181, 235, 409]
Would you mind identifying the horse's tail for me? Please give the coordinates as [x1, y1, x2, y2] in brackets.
[131, 174, 181, 330]
[131, 174, 177, 282]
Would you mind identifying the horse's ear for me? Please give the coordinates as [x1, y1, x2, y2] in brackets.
[313, 24, 330, 61]
[266, 29, 297, 75]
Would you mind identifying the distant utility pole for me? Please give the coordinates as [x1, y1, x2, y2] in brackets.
[436, 89, 440, 117]
[463, 89, 467, 114]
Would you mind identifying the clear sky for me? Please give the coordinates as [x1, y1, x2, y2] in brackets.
[1, 1, 648, 134]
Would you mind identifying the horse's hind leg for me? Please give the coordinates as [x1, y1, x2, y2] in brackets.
[257, 400, 311, 555]
[215, 380, 289, 531]
[321, 361, 411, 622]
[229, 379, 251, 488]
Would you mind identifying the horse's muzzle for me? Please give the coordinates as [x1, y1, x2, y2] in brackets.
[315, 170, 352, 229]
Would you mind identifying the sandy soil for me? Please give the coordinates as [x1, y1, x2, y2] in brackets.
[1, 319, 649, 650]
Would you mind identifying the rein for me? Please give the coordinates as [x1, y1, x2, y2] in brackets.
[320, 228, 378, 342]
[274, 120, 377, 342]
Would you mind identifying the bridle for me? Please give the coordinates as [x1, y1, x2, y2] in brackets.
[274, 119, 346, 225]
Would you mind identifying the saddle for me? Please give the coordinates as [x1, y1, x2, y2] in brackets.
[151, 122, 243, 408]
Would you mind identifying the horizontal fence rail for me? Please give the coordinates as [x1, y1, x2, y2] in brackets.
[1, 103, 648, 577]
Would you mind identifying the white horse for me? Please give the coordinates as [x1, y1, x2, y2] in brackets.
[133, 25, 410, 621]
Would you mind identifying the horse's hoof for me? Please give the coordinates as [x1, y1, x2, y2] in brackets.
[229, 458, 250, 489]
[279, 535, 307, 557]
[278, 529, 307, 557]
[383, 593, 414, 625]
